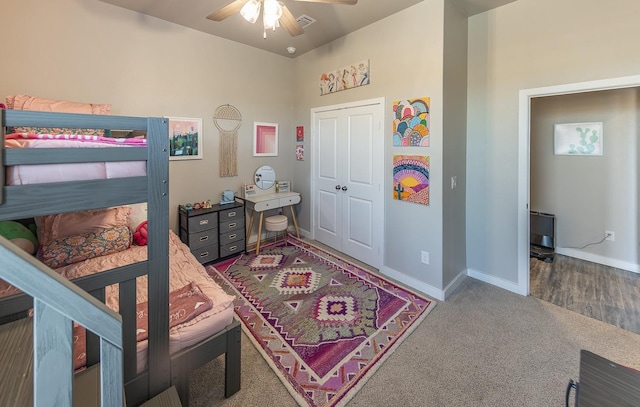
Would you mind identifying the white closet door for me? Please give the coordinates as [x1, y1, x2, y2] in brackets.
[312, 99, 384, 268]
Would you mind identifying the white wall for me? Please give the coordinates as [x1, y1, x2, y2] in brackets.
[530, 88, 639, 271]
[467, 0, 640, 287]
[0, 0, 297, 233]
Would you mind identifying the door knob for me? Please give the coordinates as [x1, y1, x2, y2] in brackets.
[342, 186, 348, 191]
[335, 185, 341, 190]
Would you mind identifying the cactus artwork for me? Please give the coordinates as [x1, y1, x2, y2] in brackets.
[554, 122, 603, 156]
[393, 155, 430, 206]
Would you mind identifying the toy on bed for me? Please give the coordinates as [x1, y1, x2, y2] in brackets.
[0, 221, 38, 254]
[133, 220, 148, 246]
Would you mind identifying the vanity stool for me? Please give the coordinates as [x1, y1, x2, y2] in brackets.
[264, 214, 288, 247]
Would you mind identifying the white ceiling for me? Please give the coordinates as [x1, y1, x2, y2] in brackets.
[98, 0, 518, 58]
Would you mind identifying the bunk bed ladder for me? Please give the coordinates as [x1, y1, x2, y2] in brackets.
[0, 236, 124, 406]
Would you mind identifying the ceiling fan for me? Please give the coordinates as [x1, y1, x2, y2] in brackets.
[206, 0, 358, 38]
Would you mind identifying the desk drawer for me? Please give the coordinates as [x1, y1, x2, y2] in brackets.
[253, 199, 279, 212]
[191, 244, 219, 264]
[220, 241, 244, 258]
[279, 195, 300, 206]
[189, 230, 218, 250]
[187, 212, 218, 233]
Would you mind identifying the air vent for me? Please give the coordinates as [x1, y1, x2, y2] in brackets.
[296, 14, 316, 29]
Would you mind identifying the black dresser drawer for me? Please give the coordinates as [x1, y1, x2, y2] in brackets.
[219, 217, 245, 234]
[219, 229, 244, 246]
[188, 212, 218, 233]
[191, 244, 219, 264]
[189, 230, 218, 250]
[220, 241, 244, 258]
[219, 207, 242, 222]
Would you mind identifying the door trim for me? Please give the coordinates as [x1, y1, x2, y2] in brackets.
[310, 97, 386, 268]
[518, 75, 640, 296]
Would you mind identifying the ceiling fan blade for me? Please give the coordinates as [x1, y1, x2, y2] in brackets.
[294, 0, 358, 5]
[206, 0, 250, 21]
[280, 4, 305, 37]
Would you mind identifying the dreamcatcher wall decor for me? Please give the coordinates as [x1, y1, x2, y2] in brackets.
[213, 104, 242, 177]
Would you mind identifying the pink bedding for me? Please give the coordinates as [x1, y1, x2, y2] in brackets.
[4, 133, 147, 185]
[60, 231, 235, 371]
[0, 231, 235, 373]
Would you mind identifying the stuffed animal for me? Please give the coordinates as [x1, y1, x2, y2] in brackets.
[0, 221, 38, 254]
[133, 221, 148, 246]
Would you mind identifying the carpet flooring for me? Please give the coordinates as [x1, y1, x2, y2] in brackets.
[207, 237, 435, 407]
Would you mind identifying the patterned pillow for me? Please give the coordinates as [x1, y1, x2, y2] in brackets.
[38, 226, 132, 269]
[35, 206, 131, 247]
[6, 94, 111, 136]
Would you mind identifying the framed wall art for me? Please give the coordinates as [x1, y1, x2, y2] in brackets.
[168, 117, 203, 160]
[554, 122, 603, 156]
[253, 122, 278, 157]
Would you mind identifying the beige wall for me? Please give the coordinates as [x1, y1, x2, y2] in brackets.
[0, 0, 297, 233]
[293, 0, 453, 295]
[467, 0, 640, 285]
[530, 88, 639, 269]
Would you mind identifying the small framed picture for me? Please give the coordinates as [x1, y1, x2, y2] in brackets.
[253, 122, 278, 157]
[296, 126, 304, 142]
[554, 122, 603, 156]
[296, 144, 304, 161]
[168, 117, 203, 160]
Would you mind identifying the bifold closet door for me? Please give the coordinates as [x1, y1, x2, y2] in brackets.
[312, 101, 383, 268]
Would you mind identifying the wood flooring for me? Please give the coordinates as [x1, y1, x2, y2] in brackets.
[530, 253, 640, 335]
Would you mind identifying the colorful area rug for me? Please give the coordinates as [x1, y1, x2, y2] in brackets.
[207, 237, 435, 407]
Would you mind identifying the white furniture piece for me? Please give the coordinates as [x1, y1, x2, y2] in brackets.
[243, 191, 301, 254]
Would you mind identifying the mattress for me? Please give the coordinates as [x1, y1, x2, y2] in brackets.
[60, 231, 235, 372]
[0, 231, 235, 373]
[4, 133, 147, 185]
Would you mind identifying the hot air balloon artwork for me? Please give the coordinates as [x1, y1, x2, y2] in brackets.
[392, 97, 430, 147]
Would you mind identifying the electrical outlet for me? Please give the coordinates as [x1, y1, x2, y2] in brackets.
[421, 251, 430, 264]
[451, 176, 457, 190]
[605, 231, 615, 241]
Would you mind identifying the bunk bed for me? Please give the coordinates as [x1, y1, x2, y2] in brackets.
[0, 108, 241, 406]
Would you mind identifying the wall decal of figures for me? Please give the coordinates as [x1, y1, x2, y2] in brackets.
[320, 60, 370, 95]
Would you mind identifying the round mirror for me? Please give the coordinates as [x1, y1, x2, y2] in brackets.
[254, 165, 276, 190]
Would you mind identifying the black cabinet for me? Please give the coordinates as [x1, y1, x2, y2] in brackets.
[179, 201, 245, 264]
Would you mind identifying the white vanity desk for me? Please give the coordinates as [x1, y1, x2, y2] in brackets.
[243, 190, 301, 254]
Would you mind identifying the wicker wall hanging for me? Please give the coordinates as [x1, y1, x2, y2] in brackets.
[213, 104, 242, 177]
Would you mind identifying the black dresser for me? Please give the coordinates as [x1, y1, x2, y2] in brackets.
[178, 201, 245, 264]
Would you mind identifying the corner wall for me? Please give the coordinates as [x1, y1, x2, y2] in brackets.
[293, 0, 449, 296]
[466, 0, 640, 289]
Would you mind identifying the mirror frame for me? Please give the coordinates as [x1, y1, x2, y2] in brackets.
[253, 122, 279, 157]
[254, 165, 276, 190]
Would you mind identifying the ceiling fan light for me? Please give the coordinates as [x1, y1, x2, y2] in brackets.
[263, 0, 282, 19]
[240, 0, 261, 24]
[263, 13, 280, 31]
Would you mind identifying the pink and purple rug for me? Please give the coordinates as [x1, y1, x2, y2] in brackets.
[208, 237, 435, 407]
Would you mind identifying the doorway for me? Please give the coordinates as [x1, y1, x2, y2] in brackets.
[518, 74, 640, 295]
[310, 98, 385, 269]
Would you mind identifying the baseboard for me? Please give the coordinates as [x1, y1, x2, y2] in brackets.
[467, 268, 527, 296]
[555, 248, 640, 274]
[380, 266, 445, 301]
[442, 270, 467, 299]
